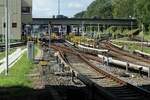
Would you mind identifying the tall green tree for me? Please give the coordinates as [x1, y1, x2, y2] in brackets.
[112, 0, 136, 19]
[74, 11, 85, 18]
[135, 0, 150, 29]
[73, 0, 150, 31]
[84, 0, 113, 18]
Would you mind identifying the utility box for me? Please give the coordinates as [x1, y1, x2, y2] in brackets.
[27, 41, 34, 60]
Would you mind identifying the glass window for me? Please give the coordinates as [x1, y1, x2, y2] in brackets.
[22, 7, 31, 14]
[12, 23, 17, 28]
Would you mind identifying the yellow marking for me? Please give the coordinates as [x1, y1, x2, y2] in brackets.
[40, 61, 48, 66]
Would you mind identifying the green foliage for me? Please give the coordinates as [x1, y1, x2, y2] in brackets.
[113, 41, 150, 54]
[74, 0, 150, 32]
[112, 0, 136, 18]
[148, 25, 150, 32]
[74, 0, 150, 25]
[135, 0, 150, 24]
[0, 47, 38, 87]
[74, 11, 86, 18]
[0, 53, 33, 87]
[74, 0, 113, 18]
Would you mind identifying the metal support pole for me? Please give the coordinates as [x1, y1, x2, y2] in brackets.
[107, 57, 109, 66]
[98, 24, 100, 32]
[8, 12, 11, 50]
[56, 56, 59, 64]
[90, 24, 92, 36]
[62, 63, 64, 72]
[141, 24, 144, 52]
[131, 21, 133, 35]
[82, 22, 84, 37]
[102, 57, 105, 66]
[72, 70, 75, 82]
[48, 22, 51, 50]
[126, 62, 129, 73]
[5, 0, 9, 75]
[148, 67, 150, 78]
[58, 0, 60, 15]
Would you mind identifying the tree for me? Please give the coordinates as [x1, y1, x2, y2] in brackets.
[74, 11, 85, 18]
[112, 0, 136, 19]
[135, 0, 150, 30]
[83, 0, 113, 18]
[73, 0, 150, 31]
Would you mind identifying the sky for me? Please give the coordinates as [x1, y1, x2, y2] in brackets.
[33, 0, 94, 18]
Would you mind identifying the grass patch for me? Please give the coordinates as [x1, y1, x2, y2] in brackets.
[0, 46, 39, 87]
[138, 32, 150, 41]
[143, 34, 150, 41]
[112, 41, 150, 54]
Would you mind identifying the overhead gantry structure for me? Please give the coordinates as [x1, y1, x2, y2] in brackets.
[32, 18, 138, 35]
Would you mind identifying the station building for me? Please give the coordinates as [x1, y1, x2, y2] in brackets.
[0, 0, 32, 40]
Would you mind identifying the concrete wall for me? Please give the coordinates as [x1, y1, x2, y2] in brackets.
[11, 0, 22, 40]
[0, 0, 21, 40]
[0, 0, 33, 40]
[0, 0, 5, 37]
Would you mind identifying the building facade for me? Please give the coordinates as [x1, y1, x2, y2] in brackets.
[0, 0, 32, 40]
[21, 0, 32, 35]
[21, 0, 32, 25]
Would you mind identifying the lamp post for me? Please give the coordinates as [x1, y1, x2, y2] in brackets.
[5, 0, 9, 75]
[58, 0, 60, 15]
[48, 22, 51, 50]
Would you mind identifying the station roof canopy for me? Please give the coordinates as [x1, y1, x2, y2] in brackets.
[32, 18, 138, 27]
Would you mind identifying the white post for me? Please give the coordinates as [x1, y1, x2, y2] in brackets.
[5, 0, 9, 75]
[98, 24, 100, 32]
[8, 12, 11, 50]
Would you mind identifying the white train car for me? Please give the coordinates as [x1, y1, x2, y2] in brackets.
[66, 40, 108, 54]
[78, 44, 108, 54]
[98, 54, 150, 74]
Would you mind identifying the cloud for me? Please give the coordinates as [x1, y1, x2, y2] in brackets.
[68, 3, 83, 9]
[33, 0, 95, 18]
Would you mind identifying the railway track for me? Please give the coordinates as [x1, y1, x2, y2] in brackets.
[38, 46, 90, 100]
[50, 44, 102, 63]
[63, 41, 150, 90]
[51, 44, 150, 100]
[100, 41, 150, 67]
